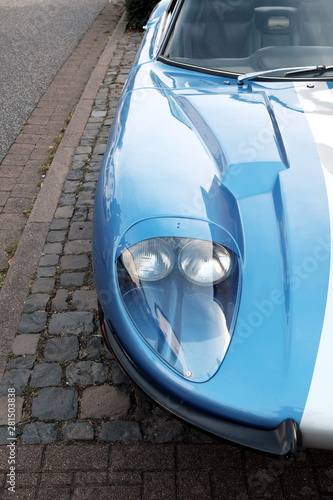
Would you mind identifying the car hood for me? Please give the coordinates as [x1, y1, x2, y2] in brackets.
[96, 64, 333, 442]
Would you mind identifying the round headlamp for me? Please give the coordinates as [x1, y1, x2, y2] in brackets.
[179, 240, 231, 286]
[121, 238, 175, 281]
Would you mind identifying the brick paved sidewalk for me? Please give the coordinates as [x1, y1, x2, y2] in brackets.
[0, 11, 333, 500]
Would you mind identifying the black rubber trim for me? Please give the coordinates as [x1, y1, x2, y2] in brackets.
[101, 313, 301, 458]
[157, 55, 333, 82]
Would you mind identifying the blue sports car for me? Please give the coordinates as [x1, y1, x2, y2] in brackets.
[93, 0, 333, 457]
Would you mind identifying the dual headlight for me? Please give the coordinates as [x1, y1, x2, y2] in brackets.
[121, 237, 232, 285]
[117, 236, 238, 381]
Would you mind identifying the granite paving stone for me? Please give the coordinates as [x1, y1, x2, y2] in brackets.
[87, 209, 94, 221]
[71, 290, 97, 310]
[85, 172, 99, 182]
[76, 192, 94, 207]
[76, 146, 92, 155]
[59, 194, 76, 206]
[86, 337, 105, 360]
[30, 363, 62, 388]
[36, 266, 56, 278]
[22, 423, 58, 444]
[47, 230, 66, 243]
[48, 312, 94, 335]
[81, 182, 96, 192]
[63, 181, 80, 193]
[7, 356, 36, 370]
[11, 334, 40, 355]
[0, 369, 30, 396]
[80, 386, 130, 420]
[38, 254, 60, 267]
[31, 387, 78, 420]
[93, 144, 107, 155]
[64, 240, 92, 254]
[68, 221, 93, 240]
[54, 206, 74, 219]
[61, 422, 94, 441]
[144, 420, 185, 444]
[111, 363, 131, 386]
[99, 421, 143, 443]
[43, 242, 63, 254]
[49, 219, 69, 231]
[71, 161, 86, 170]
[65, 361, 108, 385]
[72, 154, 89, 163]
[60, 254, 89, 270]
[17, 312, 48, 333]
[31, 277, 55, 294]
[91, 111, 106, 118]
[44, 336, 79, 362]
[66, 171, 83, 181]
[51, 289, 69, 311]
[60, 272, 86, 287]
[72, 207, 88, 222]
[132, 391, 153, 422]
[23, 293, 51, 313]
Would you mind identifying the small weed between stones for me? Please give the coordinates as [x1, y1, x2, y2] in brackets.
[0, 266, 8, 289]
[23, 386, 37, 396]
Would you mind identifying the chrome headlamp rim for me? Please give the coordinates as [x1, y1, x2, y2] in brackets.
[178, 239, 232, 286]
[121, 237, 175, 282]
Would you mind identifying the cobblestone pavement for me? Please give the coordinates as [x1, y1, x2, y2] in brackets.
[0, 15, 333, 500]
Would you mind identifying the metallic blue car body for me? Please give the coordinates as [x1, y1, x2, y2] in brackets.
[93, 0, 333, 455]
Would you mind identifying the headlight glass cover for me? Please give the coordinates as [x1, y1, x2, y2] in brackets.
[117, 237, 240, 382]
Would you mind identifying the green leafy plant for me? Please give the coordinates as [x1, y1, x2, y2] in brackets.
[125, 0, 159, 29]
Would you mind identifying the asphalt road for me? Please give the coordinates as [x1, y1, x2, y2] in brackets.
[0, 0, 111, 162]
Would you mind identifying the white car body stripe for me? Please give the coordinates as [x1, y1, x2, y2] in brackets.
[295, 82, 333, 448]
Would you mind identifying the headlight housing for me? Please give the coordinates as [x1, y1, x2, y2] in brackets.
[117, 237, 240, 382]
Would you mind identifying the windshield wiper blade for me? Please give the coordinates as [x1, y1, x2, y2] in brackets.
[284, 65, 333, 76]
[238, 65, 333, 85]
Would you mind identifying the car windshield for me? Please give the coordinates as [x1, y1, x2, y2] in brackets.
[162, 0, 333, 78]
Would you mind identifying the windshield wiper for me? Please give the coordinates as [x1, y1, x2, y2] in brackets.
[284, 65, 333, 76]
[238, 65, 333, 85]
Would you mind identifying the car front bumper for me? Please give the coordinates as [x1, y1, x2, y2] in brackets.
[100, 311, 301, 458]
